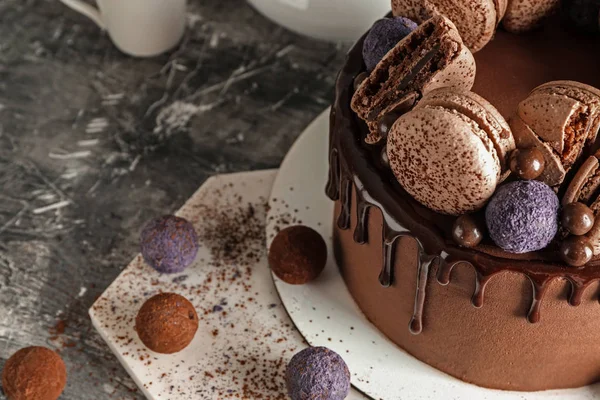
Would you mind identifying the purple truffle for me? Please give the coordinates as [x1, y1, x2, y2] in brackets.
[286, 347, 350, 400]
[485, 181, 559, 254]
[140, 215, 199, 274]
[363, 17, 418, 71]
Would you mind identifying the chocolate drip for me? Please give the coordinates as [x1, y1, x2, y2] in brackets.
[326, 148, 340, 201]
[353, 202, 370, 244]
[337, 178, 352, 230]
[327, 32, 600, 335]
[409, 255, 437, 335]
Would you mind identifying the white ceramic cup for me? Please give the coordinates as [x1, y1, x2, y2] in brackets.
[247, 0, 390, 42]
[59, 0, 187, 57]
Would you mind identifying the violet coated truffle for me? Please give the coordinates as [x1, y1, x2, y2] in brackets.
[286, 347, 350, 400]
[140, 215, 198, 274]
[363, 17, 418, 71]
[485, 181, 559, 253]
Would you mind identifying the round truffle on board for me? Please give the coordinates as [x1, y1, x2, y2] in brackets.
[561, 235, 594, 267]
[2, 346, 67, 400]
[362, 17, 418, 72]
[452, 215, 484, 248]
[135, 293, 199, 354]
[140, 215, 199, 274]
[286, 347, 350, 400]
[269, 225, 327, 285]
[485, 180, 559, 253]
[509, 147, 545, 180]
[562, 202, 595, 236]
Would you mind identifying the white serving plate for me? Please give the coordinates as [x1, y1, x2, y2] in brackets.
[90, 169, 368, 399]
[265, 108, 600, 400]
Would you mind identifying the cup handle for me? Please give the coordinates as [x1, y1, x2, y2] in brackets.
[59, 0, 105, 29]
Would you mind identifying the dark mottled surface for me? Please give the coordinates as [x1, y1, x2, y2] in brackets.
[0, 0, 345, 398]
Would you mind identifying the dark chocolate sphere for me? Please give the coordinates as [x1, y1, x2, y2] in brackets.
[353, 72, 368, 91]
[452, 215, 484, 248]
[269, 226, 327, 285]
[561, 236, 594, 267]
[2, 346, 67, 400]
[562, 202, 595, 236]
[381, 146, 390, 168]
[135, 293, 198, 354]
[509, 148, 545, 180]
[563, 0, 600, 33]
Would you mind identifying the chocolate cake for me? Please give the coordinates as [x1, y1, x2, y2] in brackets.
[326, 2, 600, 392]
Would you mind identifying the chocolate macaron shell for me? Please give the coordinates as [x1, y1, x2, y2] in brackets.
[587, 197, 600, 255]
[352, 15, 475, 143]
[494, 0, 509, 23]
[562, 155, 600, 206]
[392, 0, 498, 52]
[387, 106, 500, 215]
[503, 0, 560, 33]
[510, 114, 566, 186]
[416, 88, 515, 172]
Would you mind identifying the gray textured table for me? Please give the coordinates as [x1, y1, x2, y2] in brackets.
[0, 1, 345, 398]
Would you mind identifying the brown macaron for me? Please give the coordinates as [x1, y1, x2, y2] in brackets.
[510, 80, 600, 187]
[502, 0, 560, 33]
[352, 15, 476, 144]
[387, 88, 513, 215]
[392, 0, 504, 52]
[563, 151, 600, 255]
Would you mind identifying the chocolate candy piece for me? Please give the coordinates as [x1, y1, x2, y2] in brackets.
[452, 215, 484, 248]
[562, 202, 595, 235]
[286, 347, 350, 400]
[561, 236, 594, 267]
[381, 146, 390, 168]
[269, 225, 327, 285]
[363, 17, 418, 72]
[509, 148, 546, 180]
[140, 215, 199, 274]
[563, 0, 600, 33]
[2, 347, 67, 400]
[135, 293, 198, 354]
[377, 112, 402, 142]
[353, 72, 369, 92]
[486, 181, 559, 253]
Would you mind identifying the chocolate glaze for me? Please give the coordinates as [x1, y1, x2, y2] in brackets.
[326, 25, 600, 335]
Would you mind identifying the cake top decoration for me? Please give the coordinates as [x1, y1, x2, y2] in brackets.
[362, 17, 418, 72]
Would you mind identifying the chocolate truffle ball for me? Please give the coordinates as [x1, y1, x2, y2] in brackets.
[563, 0, 600, 33]
[509, 148, 545, 180]
[286, 347, 350, 400]
[135, 293, 198, 354]
[2, 346, 66, 400]
[269, 225, 327, 285]
[140, 215, 198, 274]
[561, 236, 594, 267]
[363, 17, 418, 71]
[452, 215, 484, 248]
[377, 112, 401, 142]
[485, 181, 559, 253]
[562, 202, 595, 236]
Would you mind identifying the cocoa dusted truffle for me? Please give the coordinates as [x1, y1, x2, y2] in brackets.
[362, 17, 418, 72]
[135, 293, 198, 354]
[2, 346, 66, 400]
[140, 215, 199, 274]
[269, 225, 327, 285]
[485, 180, 559, 253]
[286, 347, 350, 400]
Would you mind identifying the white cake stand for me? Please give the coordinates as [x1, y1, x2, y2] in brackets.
[266, 108, 600, 400]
